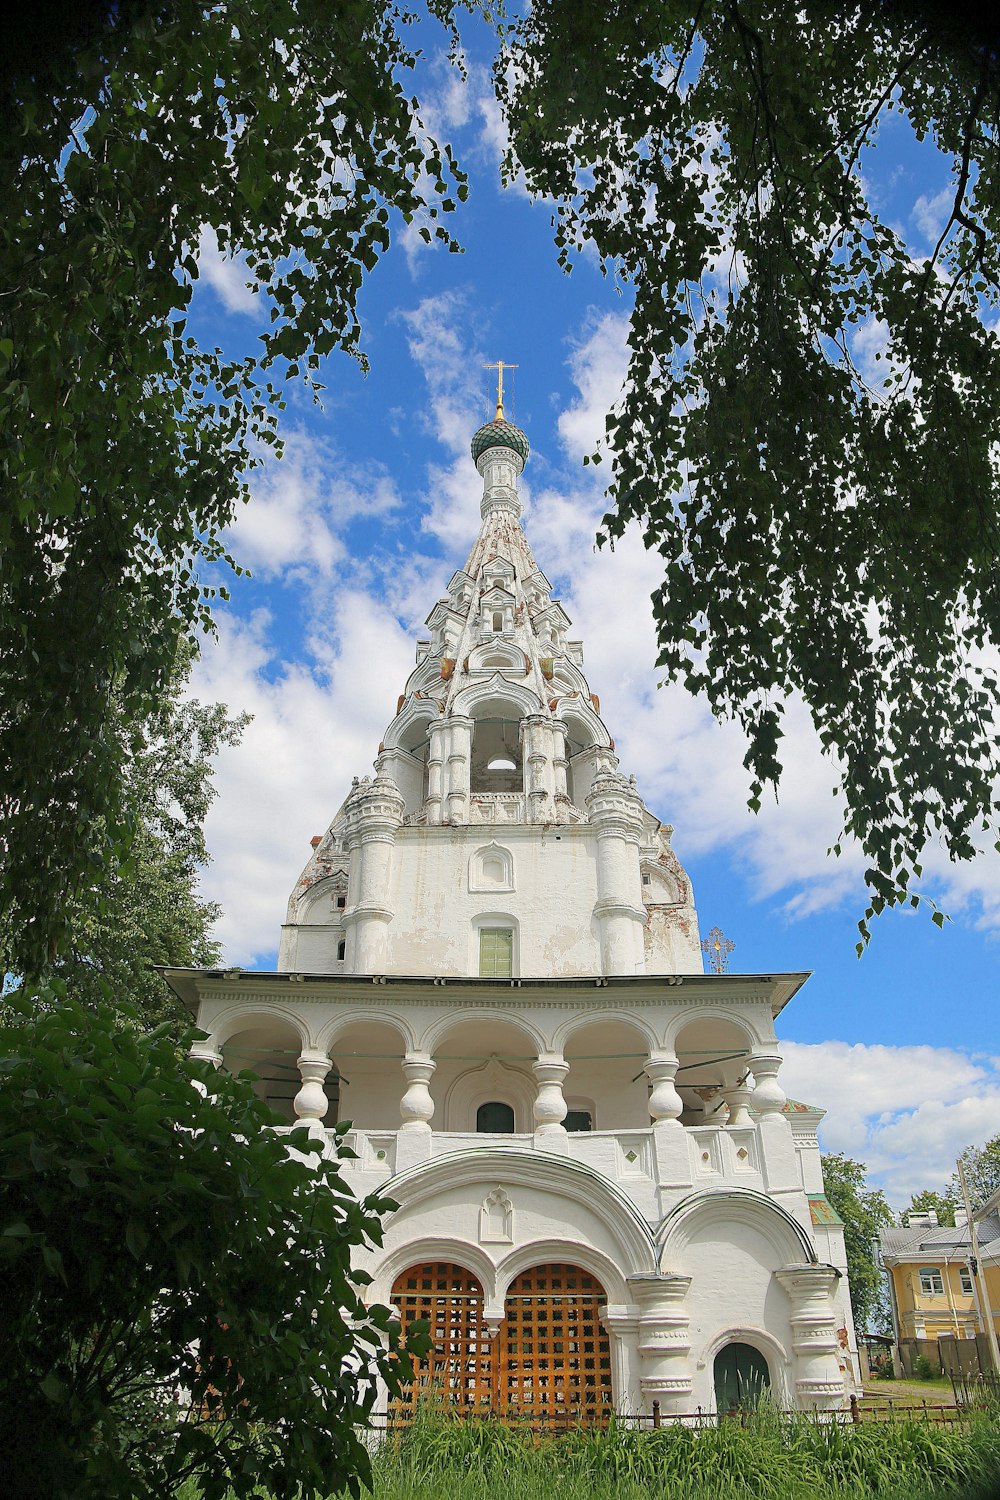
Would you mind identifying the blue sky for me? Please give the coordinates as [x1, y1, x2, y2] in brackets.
[187, 10, 998, 1204]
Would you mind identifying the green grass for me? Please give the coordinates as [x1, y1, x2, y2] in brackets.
[352, 1405, 1000, 1500]
[175, 1405, 1000, 1500]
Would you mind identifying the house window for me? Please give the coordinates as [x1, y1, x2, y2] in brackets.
[479, 927, 513, 978]
[336, 939, 346, 961]
[477, 1100, 515, 1133]
[960, 1269, 974, 1295]
[642, 873, 651, 886]
[565, 1109, 592, 1132]
[918, 1268, 944, 1296]
[336, 894, 346, 910]
[492, 611, 504, 632]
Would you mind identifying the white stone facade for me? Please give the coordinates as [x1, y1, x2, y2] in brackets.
[168, 410, 858, 1419]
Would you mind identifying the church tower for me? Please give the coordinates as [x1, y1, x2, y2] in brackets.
[167, 394, 859, 1422]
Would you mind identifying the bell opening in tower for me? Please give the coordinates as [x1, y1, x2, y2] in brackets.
[470, 712, 522, 795]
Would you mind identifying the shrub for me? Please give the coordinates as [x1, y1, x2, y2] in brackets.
[0, 991, 413, 1500]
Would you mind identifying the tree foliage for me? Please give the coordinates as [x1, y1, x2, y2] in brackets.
[903, 1188, 958, 1228]
[0, 991, 412, 1500]
[499, 1, 1000, 942]
[820, 1152, 895, 1333]
[1, 644, 247, 1025]
[954, 1131, 1000, 1214]
[0, 0, 470, 976]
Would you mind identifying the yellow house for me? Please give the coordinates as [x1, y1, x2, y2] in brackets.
[880, 1207, 1000, 1356]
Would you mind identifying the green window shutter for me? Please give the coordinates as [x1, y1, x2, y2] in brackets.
[479, 927, 513, 978]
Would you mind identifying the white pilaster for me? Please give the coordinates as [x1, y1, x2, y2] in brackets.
[775, 1264, 845, 1410]
[628, 1274, 694, 1416]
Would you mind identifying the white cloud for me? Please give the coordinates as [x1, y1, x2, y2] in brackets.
[912, 186, 953, 244]
[557, 311, 631, 461]
[226, 427, 400, 582]
[191, 598, 414, 965]
[778, 1040, 1000, 1203]
[197, 226, 259, 315]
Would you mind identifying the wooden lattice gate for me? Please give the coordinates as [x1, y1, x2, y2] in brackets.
[390, 1260, 612, 1427]
[391, 1262, 493, 1418]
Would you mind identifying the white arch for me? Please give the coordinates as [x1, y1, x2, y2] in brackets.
[666, 1007, 766, 1053]
[382, 694, 441, 752]
[368, 1238, 499, 1307]
[382, 1149, 658, 1282]
[420, 1006, 546, 1058]
[403, 654, 447, 698]
[298, 870, 349, 920]
[657, 1188, 817, 1266]
[553, 1007, 660, 1055]
[547, 658, 590, 694]
[555, 696, 612, 749]
[444, 1056, 535, 1133]
[212, 1003, 310, 1051]
[315, 1008, 415, 1057]
[452, 673, 541, 719]
[467, 640, 528, 674]
[496, 1238, 630, 1304]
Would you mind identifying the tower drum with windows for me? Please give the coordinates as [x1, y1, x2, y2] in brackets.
[171, 395, 859, 1423]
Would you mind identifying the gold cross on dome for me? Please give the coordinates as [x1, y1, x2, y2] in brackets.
[483, 359, 518, 421]
[701, 925, 736, 974]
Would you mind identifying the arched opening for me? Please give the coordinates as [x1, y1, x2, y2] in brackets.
[672, 1017, 754, 1126]
[221, 1019, 336, 1124]
[713, 1341, 771, 1414]
[390, 1263, 492, 1419]
[477, 1100, 515, 1133]
[435, 1015, 537, 1131]
[500, 1264, 612, 1425]
[470, 707, 523, 795]
[322, 1018, 408, 1132]
[563, 1018, 653, 1132]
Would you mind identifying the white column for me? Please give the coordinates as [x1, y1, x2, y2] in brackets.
[628, 1274, 694, 1417]
[532, 1054, 569, 1144]
[725, 1077, 754, 1128]
[399, 1053, 436, 1133]
[293, 1049, 333, 1122]
[189, 1038, 223, 1068]
[587, 771, 646, 975]
[551, 720, 569, 807]
[425, 721, 446, 825]
[600, 1307, 642, 1416]
[749, 1050, 799, 1190]
[644, 1053, 684, 1128]
[521, 714, 554, 823]
[344, 774, 404, 974]
[444, 715, 473, 825]
[775, 1265, 845, 1410]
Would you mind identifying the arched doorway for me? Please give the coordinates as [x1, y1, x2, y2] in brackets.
[390, 1263, 493, 1419]
[713, 1341, 771, 1414]
[499, 1264, 612, 1426]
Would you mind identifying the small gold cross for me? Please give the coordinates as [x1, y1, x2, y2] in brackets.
[483, 359, 518, 420]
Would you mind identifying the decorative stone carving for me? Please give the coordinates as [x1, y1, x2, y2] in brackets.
[479, 1187, 514, 1244]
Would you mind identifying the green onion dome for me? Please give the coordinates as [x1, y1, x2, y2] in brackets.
[471, 415, 529, 466]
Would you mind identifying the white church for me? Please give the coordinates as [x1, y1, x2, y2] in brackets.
[165, 389, 858, 1422]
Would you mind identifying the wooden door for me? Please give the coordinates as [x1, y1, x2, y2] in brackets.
[713, 1340, 771, 1414]
[390, 1262, 493, 1419]
[498, 1263, 612, 1426]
